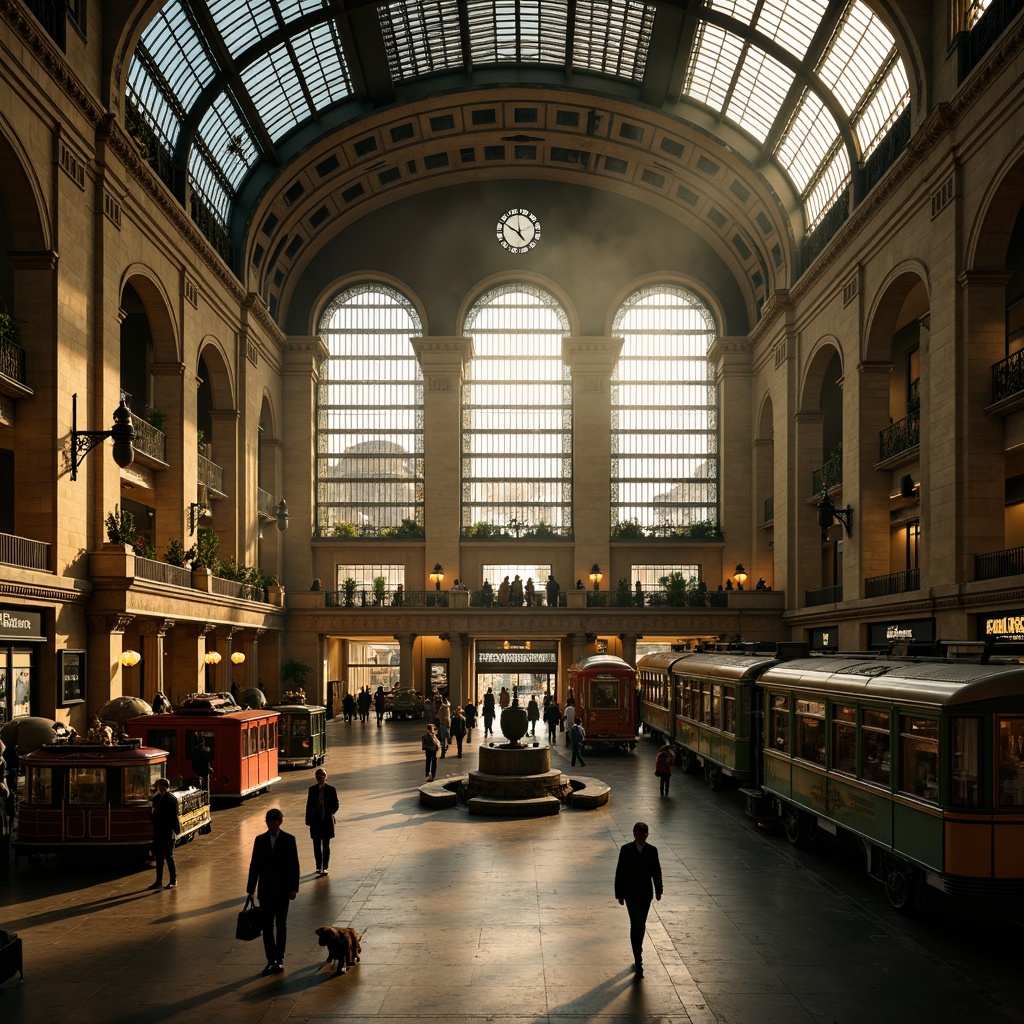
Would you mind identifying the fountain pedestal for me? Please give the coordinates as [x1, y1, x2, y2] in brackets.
[466, 725, 570, 816]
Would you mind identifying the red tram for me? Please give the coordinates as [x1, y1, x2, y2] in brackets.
[16, 742, 210, 856]
[125, 692, 280, 798]
[567, 654, 639, 749]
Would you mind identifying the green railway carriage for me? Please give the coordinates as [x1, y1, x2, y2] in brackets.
[758, 656, 1024, 908]
[636, 651, 687, 744]
[273, 703, 327, 768]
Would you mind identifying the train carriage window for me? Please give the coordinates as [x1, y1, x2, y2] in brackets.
[796, 700, 825, 764]
[185, 730, 215, 759]
[709, 684, 721, 729]
[592, 679, 619, 709]
[861, 709, 891, 785]
[831, 705, 856, 774]
[722, 685, 736, 734]
[68, 766, 107, 805]
[28, 766, 53, 804]
[770, 694, 789, 751]
[996, 716, 1024, 808]
[124, 763, 161, 803]
[951, 717, 981, 807]
[147, 729, 178, 755]
[241, 728, 249, 757]
[899, 716, 938, 802]
[701, 682, 712, 725]
[292, 717, 309, 737]
[269, 720, 277, 748]
[259, 724, 268, 751]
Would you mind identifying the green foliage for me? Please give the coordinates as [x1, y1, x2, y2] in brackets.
[372, 576, 387, 603]
[164, 539, 196, 567]
[377, 518, 425, 539]
[193, 527, 220, 570]
[671, 520, 722, 540]
[133, 536, 157, 559]
[615, 577, 632, 606]
[197, 428, 206, 454]
[0, 310, 19, 342]
[147, 409, 167, 432]
[523, 520, 557, 539]
[281, 659, 312, 686]
[331, 521, 357, 537]
[463, 521, 494, 539]
[342, 577, 358, 606]
[104, 504, 136, 545]
[611, 517, 646, 539]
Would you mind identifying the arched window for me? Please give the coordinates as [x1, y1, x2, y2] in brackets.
[462, 283, 571, 536]
[316, 284, 424, 536]
[611, 285, 718, 536]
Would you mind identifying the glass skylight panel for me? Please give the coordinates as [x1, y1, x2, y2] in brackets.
[816, 2, 897, 117]
[197, 92, 252, 190]
[724, 46, 794, 143]
[240, 44, 311, 140]
[291, 21, 352, 109]
[207, 0, 281, 57]
[134, 1, 215, 117]
[853, 59, 909, 157]
[775, 89, 840, 192]
[572, 1, 655, 81]
[803, 146, 850, 230]
[753, 0, 827, 60]
[188, 152, 232, 225]
[126, 59, 179, 150]
[683, 21, 744, 111]
[466, 0, 567, 66]
[380, 0, 464, 80]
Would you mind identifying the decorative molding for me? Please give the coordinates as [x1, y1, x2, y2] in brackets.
[578, 375, 604, 393]
[183, 276, 199, 308]
[103, 189, 122, 229]
[427, 376, 453, 391]
[58, 137, 87, 191]
[7, 249, 59, 271]
[930, 174, 955, 219]
[842, 271, 859, 306]
[0, 581, 89, 603]
[773, 339, 787, 368]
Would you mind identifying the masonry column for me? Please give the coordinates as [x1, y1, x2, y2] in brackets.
[411, 338, 473, 589]
[447, 633, 466, 709]
[394, 633, 416, 690]
[618, 633, 639, 667]
[87, 614, 133, 708]
[166, 624, 213, 703]
[569, 632, 588, 666]
[563, 338, 623, 584]
[149, 360, 188, 552]
[139, 619, 174, 704]
[209, 408, 240, 559]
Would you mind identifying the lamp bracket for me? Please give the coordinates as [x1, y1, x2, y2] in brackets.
[818, 489, 854, 537]
[70, 393, 136, 481]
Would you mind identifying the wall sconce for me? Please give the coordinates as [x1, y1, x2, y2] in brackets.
[734, 564, 748, 590]
[70, 392, 135, 480]
[275, 499, 289, 533]
[430, 563, 444, 590]
[817, 489, 854, 536]
[203, 651, 222, 666]
[589, 563, 603, 591]
[188, 501, 210, 536]
[119, 649, 141, 668]
[230, 652, 246, 666]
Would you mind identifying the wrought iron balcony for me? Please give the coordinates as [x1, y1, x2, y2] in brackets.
[0, 531, 50, 571]
[198, 453, 225, 495]
[864, 567, 920, 598]
[879, 412, 919, 462]
[0, 334, 27, 388]
[128, 411, 167, 464]
[992, 348, 1024, 405]
[811, 456, 842, 494]
[763, 496, 774, 524]
[257, 487, 275, 519]
[806, 585, 843, 607]
[975, 545, 1024, 581]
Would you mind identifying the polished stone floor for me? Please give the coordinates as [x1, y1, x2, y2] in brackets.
[3, 714, 1024, 1024]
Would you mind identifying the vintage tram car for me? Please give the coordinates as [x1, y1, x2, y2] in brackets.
[16, 742, 210, 856]
[125, 692, 280, 798]
[273, 702, 327, 768]
[638, 644, 1024, 908]
[567, 654, 638, 749]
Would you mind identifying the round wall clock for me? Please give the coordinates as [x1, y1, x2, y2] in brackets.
[497, 209, 541, 253]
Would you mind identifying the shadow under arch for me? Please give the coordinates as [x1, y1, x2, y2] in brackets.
[862, 260, 929, 366]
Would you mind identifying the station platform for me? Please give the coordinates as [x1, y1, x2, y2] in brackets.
[2, 715, 1023, 1024]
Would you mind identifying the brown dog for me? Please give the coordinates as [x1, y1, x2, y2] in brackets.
[315, 926, 361, 975]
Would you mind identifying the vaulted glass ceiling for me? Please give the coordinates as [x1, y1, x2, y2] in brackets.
[126, 0, 908, 236]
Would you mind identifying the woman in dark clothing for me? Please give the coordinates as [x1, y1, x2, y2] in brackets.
[148, 778, 179, 889]
[304, 768, 340, 876]
[482, 688, 496, 738]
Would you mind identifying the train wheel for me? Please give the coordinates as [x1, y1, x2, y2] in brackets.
[882, 856, 918, 911]
[782, 804, 809, 847]
[676, 748, 696, 774]
[707, 766, 724, 791]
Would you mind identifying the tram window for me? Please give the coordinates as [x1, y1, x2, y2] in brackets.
[831, 705, 856, 774]
[68, 766, 106, 805]
[996, 716, 1024, 808]
[710, 684, 721, 729]
[292, 717, 308, 737]
[899, 716, 939, 802]
[722, 685, 735, 734]
[861, 709, 891, 786]
[682, 677, 697, 719]
[951, 717, 981, 807]
[268, 721, 276, 748]
[592, 680, 618, 709]
[702, 683, 712, 725]
[147, 730, 177, 756]
[241, 728, 249, 757]
[28, 767, 53, 804]
[185, 730, 215, 758]
[795, 700, 825, 764]
[124, 764, 159, 802]
[770, 694, 789, 751]
[259, 724, 268, 751]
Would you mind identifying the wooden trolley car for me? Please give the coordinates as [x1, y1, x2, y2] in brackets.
[125, 692, 280, 798]
[567, 654, 638, 749]
[273, 703, 327, 768]
[16, 742, 210, 856]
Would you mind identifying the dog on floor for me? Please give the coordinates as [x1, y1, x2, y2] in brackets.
[315, 926, 361, 976]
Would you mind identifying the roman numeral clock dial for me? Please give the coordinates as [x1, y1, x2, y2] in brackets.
[497, 209, 541, 253]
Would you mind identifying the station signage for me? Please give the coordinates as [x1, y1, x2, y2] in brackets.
[978, 611, 1024, 641]
[867, 617, 935, 648]
[476, 639, 558, 671]
[807, 626, 839, 651]
[0, 608, 44, 641]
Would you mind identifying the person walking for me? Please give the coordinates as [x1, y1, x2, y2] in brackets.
[191, 735, 213, 793]
[564, 701, 576, 747]
[464, 700, 477, 743]
[614, 821, 663, 980]
[148, 777, 179, 889]
[569, 719, 586, 767]
[342, 691, 356, 723]
[543, 698, 561, 745]
[655, 743, 675, 797]
[450, 706, 467, 758]
[357, 687, 371, 723]
[247, 807, 301, 975]
[526, 695, 540, 736]
[499, 686, 510, 710]
[421, 723, 440, 780]
[482, 688, 496, 738]
[304, 767, 339, 876]
[374, 686, 387, 727]
[436, 697, 452, 757]
[524, 577, 536, 607]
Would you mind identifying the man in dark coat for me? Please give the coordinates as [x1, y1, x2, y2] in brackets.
[190, 735, 213, 793]
[148, 777, 179, 889]
[614, 821, 663, 979]
[304, 768, 340, 876]
[449, 705, 467, 758]
[247, 807, 301, 975]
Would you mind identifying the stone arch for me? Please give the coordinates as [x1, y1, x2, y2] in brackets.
[799, 337, 844, 417]
[0, 113, 50, 252]
[196, 336, 235, 413]
[863, 261, 929, 366]
[119, 265, 179, 365]
[966, 143, 1024, 275]
[604, 272, 728, 339]
[458, 272, 579, 340]
[309, 273, 427, 338]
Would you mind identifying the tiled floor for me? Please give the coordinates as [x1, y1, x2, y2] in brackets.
[2, 715, 1024, 1023]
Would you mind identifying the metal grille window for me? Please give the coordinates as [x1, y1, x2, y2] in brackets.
[335, 564, 406, 592]
[632, 564, 700, 589]
[462, 284, 571, 534]
[347, 641, 400, 695]
[317, 285, 424, 535]
[611, 286, 718, 534]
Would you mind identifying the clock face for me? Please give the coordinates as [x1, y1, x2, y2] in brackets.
[497, 209, 541, 253]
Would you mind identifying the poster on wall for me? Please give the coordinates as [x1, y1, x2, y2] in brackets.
[59, 649, 85, 706]
[12, 664, 31, 718]
[0, 667, 7, 725]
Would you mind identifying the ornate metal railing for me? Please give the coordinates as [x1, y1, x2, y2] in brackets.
[959, 0, 1024, 81]
[257, 487, 275, 518]
[0, 531, 50, 571]
[992, 348, 1024, 405]
[812, 457, 842, 494]
[806, 585, 843, 607]
[190, 193, 233, 266]
[134, 556, 191, 588]
[975, 545, 1024, 581]
[763, 496, 774, 524]
[865, 567, 920, 598]
[800, 188, 850, 274]
[128, 411, 167, 463]
[879, 412, 919, 461]
[198, 454, 224, 494]
[862, 109, 911, 194]
[124, 99, 177, 192]
[0, 334, 27, 385]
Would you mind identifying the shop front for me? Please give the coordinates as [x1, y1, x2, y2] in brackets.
[0, 607, 46, 724]
[474, 640, 559, 704]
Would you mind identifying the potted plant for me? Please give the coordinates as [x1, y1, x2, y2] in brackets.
[616, 577, 631, 607]
[342, 577, 358, 607]
[164, 539, 196, 567]
[105, 505, 136, 546]
[281, 658, 312, 693]
[372, 576, 387, 606]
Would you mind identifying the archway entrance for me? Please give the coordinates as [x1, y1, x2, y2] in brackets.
[473, 640, 558, 705]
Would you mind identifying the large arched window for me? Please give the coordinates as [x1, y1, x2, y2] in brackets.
[611, 285, 718, 536]
[316, 284, 424, 536]
[462, 284, 571, 536]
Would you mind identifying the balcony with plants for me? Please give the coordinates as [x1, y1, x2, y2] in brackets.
[0, 309, 31, 397]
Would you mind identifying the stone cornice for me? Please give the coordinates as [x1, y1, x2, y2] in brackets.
[0, 581, 90, 604]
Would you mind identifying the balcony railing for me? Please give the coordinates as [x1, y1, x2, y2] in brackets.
[763, 496, 774, 524]
[198, 454, 225, 495]
[975, 545, 1024, 581]
[879, 412, 919, 462]
[258, 487, 275, 518]
[134, 556, 192, 589]
[324, 586, 731, 609]
[992, 348, 1024, 405]
[865, 567, 920, 598]
[0, 531, 50, 571]
[806, 585, 843, 607]
[128, 411, 167, 463]
[211, 575, 264, 601]
[0, 334, 27, 386]
[958, 0, 1024, 82]
[812, 456, 842, 494]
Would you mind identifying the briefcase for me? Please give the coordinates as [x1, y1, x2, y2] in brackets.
[235, 895, 262, 941]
